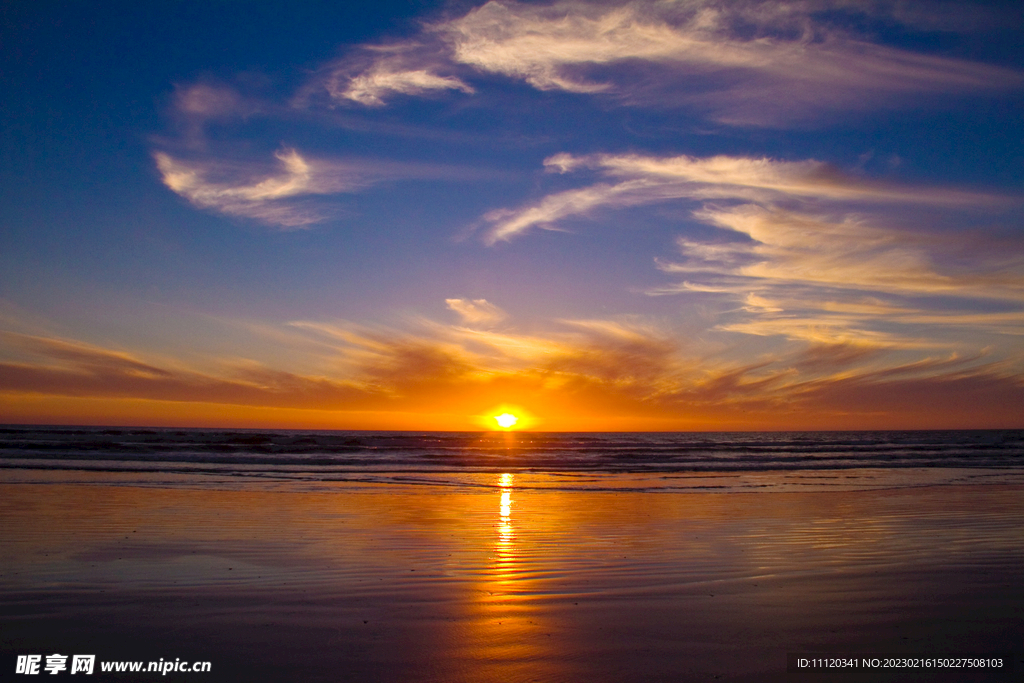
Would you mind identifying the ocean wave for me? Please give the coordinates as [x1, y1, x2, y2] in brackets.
[1, 427, 1021, 483]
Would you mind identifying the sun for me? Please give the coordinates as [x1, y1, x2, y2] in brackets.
[478, 405, 533, 431]
[494, 413, 518, 429]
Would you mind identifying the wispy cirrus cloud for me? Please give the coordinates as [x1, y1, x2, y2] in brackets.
[482, 151, 1005, 243]
[156, 2, 1023, 227]
[477, 150, 1024, 351]
[321, 0, 1022, 124]
[155, 147, 496, 228]
[659, 205, 1015, 298]
[324, 45, 475, 106]
[153, 79, 512, 228]
[662, 206, 1024, 348]
[155, 148, 364, 227]
[0, 331, 376, 409]
[4, 308, 1023, 429]
[285, 311, 1024, 412]
[445, 298, 508, 326]
[546, 153, 1002, 205]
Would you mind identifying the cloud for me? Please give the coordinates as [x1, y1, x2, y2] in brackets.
[326, 0, 1022, 124]
[547, 152, 1000, 204]
[3, 333, 176, 379]
[790, 341, 880, 372]
[662, 202, 1024, 299]
[445, 1, 1022, 124]
[446, 298, 508, 326]
[482, 180, 658, 244]
[155, 148, 364, 227]
[4, 308, 1023, 429]
[282, 314, 1024, 417]
[163, 83, 269, 150]
[675, 205, 957, 295]
[478, 150, 1024, 353]
[174, 84, 247, 119]
[483, 151, 1005, 243]
[653, 203, 1024, 347]
[0, 332, 376, 409]
[326, 48, 475, 106]
[154, 147, 495, 228]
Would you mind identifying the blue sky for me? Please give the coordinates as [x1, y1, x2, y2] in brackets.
[2, 0, 1023, 430]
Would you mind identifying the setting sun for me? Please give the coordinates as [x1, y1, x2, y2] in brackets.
[478, 405, 534, 431]
[494, 413, 518, 429]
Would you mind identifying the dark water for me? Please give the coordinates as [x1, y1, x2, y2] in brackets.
[2, 425, 1022, 492]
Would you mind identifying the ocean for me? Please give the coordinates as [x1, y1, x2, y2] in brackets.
[3, 426, 1023, 681]
[2, 426, 1023, 491]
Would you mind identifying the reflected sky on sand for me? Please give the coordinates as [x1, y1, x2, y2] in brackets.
[2, 477, 1023, 681]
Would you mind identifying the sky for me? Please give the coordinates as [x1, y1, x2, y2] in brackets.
[1, 0, 1023, 431]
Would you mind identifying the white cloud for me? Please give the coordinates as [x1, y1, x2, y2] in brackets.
[666, 204, 1024, 300]
[482, 180, 664, 244]
[326, 1, 1022, 124]
[685, 205, 953, 294]
[442, 1, 1021, 122]
[479, 149, 1024, 349]
[445, 298, 509, 326]
[442, 3, 674, 93]
[654, 203, 1024, 346]
[550, 152, 1000, 204]
[329, 54, 474, 106]
[154, 148, 492, 228]
[483, 151, 1003, 243]
[155, 148, 364, 227]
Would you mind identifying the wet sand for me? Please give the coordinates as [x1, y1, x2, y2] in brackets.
[2, 477, 1022, 681]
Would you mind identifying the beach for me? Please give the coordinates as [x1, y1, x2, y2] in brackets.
[5, 0, 1024, 679]
[3, 470, 1022, 682]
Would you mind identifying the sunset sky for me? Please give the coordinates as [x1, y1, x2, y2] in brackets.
[2, 0, 1023, 431]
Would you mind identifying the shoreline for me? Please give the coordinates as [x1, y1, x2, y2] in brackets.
[3, 479, 1023, 681]
[3, 465, 1024, 494]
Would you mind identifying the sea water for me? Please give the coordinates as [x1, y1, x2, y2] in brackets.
[2, 426, 1023, 492]
[3, 426, 1023, 681]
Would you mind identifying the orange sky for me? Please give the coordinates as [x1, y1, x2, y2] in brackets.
[3, 324, 1022, 431]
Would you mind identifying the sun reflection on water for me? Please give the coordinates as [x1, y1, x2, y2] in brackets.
[497, 472, 514, 559]
[455, 471, 560, 679]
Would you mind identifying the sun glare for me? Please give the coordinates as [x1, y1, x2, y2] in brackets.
[494, 413, 518, 429]
[479, 405, 532, 431]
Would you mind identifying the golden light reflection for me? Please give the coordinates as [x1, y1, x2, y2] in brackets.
[497, 472, 514, 551]
[457, 471, 558, 675]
